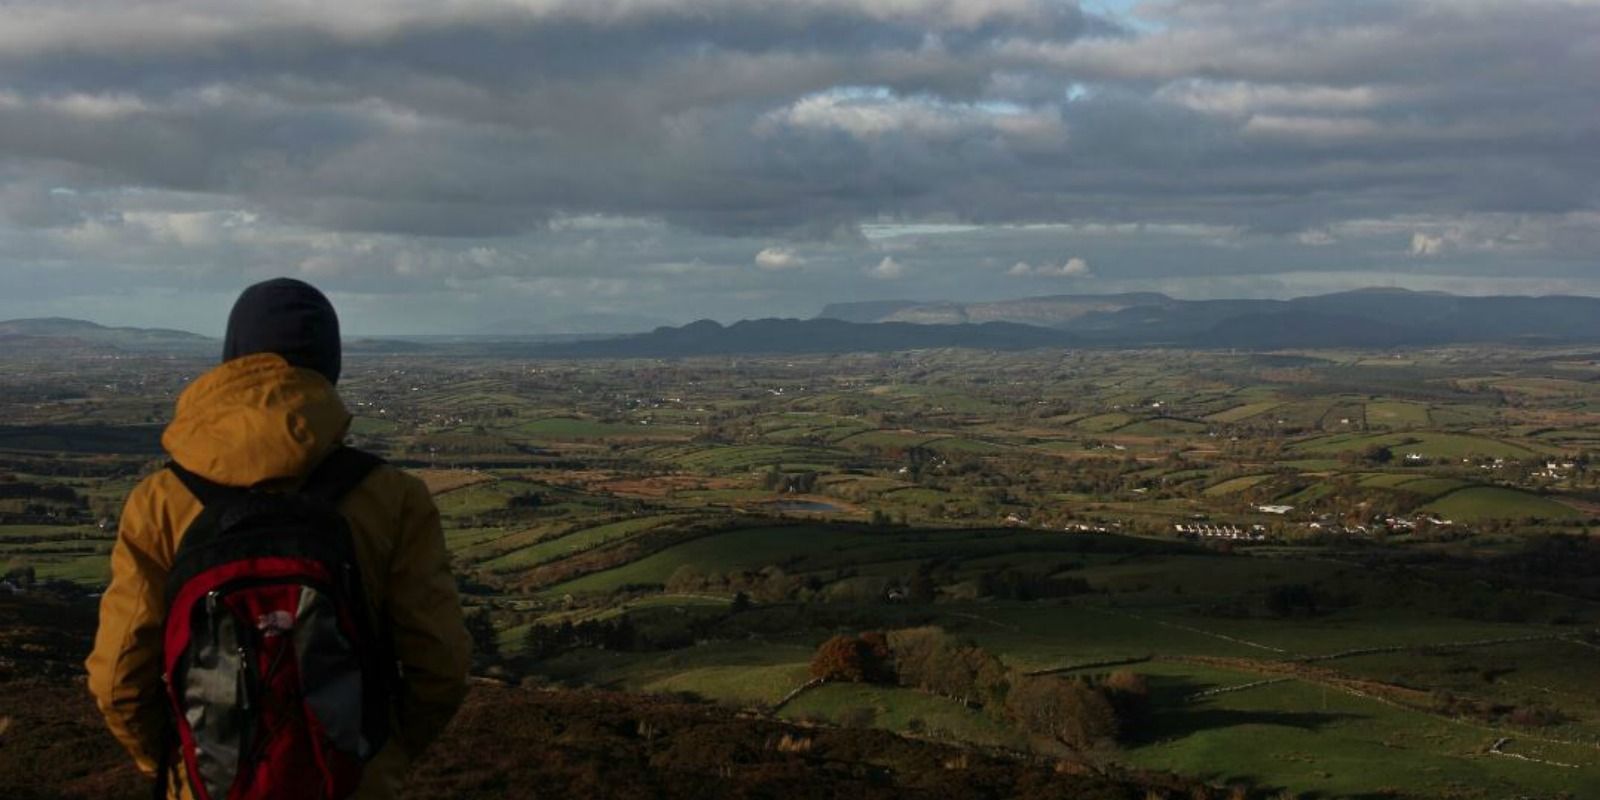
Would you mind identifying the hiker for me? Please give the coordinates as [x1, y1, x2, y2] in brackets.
[86, 278, 472, 800]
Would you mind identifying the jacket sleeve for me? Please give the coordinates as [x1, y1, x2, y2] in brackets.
[85, 478, 174, 776]
[387, 475, 471, 758]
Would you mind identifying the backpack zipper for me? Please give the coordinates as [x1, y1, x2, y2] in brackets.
[237, 644, 252, 713]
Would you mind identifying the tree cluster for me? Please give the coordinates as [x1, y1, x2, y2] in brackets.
[806, 627, 1151, 750]
[762, 466, 820, 494]
[666, 563, 811, 603]
[974, 570, 1092, 601]
[887, 627, 1007, 707]
[505, 491, 545, 509]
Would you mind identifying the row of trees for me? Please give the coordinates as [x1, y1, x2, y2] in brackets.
[664, 561, 1095, 607]
[808, 627, 1151, 750]
[471, 610, 655, 667]
[523, 616, 640, 659]
[665, 563, 811, 603]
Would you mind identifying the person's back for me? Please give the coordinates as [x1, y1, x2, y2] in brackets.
[86, 278, 472, 800]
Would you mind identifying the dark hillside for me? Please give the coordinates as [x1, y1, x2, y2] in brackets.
[0, 592, 1268, 800]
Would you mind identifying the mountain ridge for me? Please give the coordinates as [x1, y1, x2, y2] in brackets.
[13, 288, 1600, 358]
[0, 317, 209, 341]
[815, 288, 1600, 348]
[535, 317, 1075, 358]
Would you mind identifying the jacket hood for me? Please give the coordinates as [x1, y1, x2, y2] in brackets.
[163, 352, 352, 487]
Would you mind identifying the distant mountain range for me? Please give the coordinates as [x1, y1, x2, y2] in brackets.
[819, 292, 1172, 327]
[819, 288, 1600, 348]
[536, 318, 1073, 358]
[10, 288, 1600, 359]
[522, 288, 1600, 357]
[478, 311, 674, 336]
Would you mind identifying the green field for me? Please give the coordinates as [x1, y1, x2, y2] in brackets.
[8, 343, 1600, 799]
[1296, 432, 1544, 460]
[1203, 474, 1273, 496]
[1423, 487, 1582, 521]
[1204, 402, 1282, 424]
[1365, 400, 1431, 427]
[480, 515, 684, 572]
[516, 416, 694, 440]
[1121, 665, 1600, 798]
[1073, 413, 1135, 432]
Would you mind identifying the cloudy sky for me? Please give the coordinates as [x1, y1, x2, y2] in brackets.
[0, 0, 1596, 334]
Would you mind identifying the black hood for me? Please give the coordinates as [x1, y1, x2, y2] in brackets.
[221, 278, 342, 384]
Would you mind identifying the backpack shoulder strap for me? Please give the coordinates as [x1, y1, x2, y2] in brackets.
[301, 446, 386, 507]
[167, 461, 243, 508]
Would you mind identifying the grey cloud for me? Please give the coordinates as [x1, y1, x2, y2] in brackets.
[0, 0, 1596, 331]
[3, 0, 1594, 236]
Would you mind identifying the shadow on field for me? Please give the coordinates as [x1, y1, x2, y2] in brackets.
[1140, 674, 1362, 744]
[1134, 675, 1371, 800]
[1160, 706, 1357, 739]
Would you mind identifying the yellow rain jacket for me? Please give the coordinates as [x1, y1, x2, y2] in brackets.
[86, 353, 471, 799]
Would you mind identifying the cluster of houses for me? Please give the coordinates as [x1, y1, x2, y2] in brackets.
[1173, 522, 1268, 541]
[1534, 460, 1578, 480]
[1304, 513, 1454, 536]
[1304, 522, 1370, 536]
[1062, 521, 1118, 533]
[1377, 513, 1454, 531]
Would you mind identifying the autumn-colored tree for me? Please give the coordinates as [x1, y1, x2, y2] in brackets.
[809, 632, 893, 683]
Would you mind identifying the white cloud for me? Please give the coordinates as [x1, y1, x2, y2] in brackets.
[1409, 232, 1445, 257]
[1007, 256, 1092, 278]
[1157, 81, 1387, 117]
[866, 256, 907, 279]
[1242, 114, 1381, 142]
[758, 88, 1066, 147]
[754, 246, 805, 271]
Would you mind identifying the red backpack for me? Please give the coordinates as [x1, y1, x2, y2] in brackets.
[158, 447, 393, 800]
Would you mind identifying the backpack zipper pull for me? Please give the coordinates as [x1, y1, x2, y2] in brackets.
[237, 645, 251, 712]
